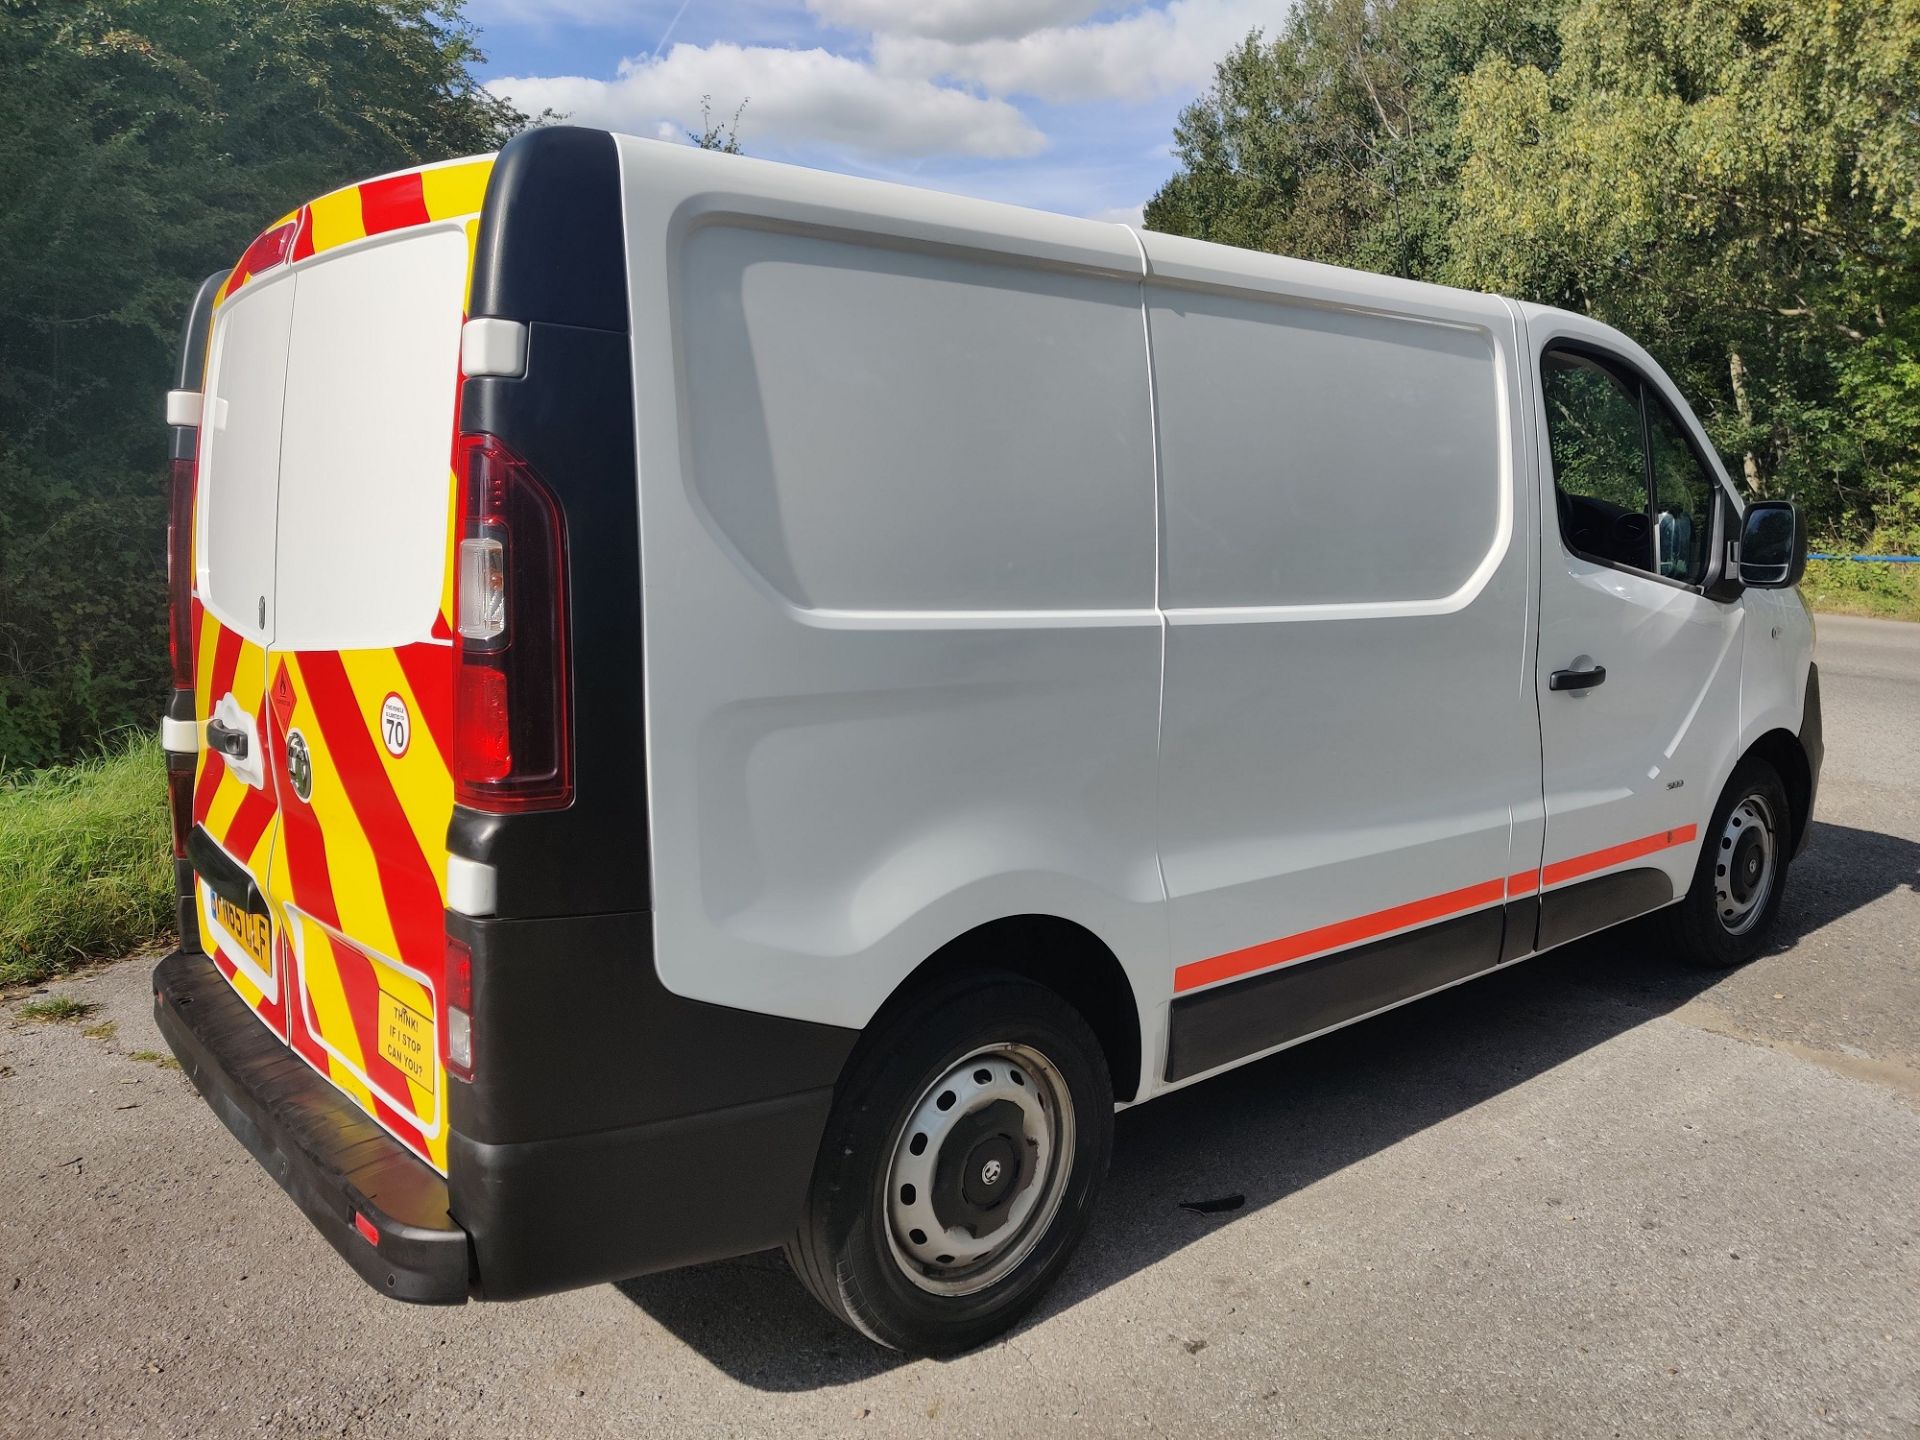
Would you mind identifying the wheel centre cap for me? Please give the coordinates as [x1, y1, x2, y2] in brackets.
[962, 1136, 1020, 1210]
[1729, 827, 1766, 902]
[930, 1098, 1034, 1238]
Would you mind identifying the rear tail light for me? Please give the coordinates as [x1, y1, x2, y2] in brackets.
[167, 451, 196, 689]
[451, 434, 571, 811]
[441, 937, 474, 1082]
[166, 755, 194, 859]
[226, 217, 299, 295]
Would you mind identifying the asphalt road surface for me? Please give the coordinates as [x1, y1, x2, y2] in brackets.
[3, 615, 1916, 1438]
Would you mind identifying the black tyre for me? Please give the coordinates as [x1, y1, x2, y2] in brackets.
[784, 973, 1113, 1355]
[1657, 756, 1792, 967]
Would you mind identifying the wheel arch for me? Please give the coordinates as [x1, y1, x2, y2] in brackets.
[1738, 727, 1813, 857]
[864, 915, 1144, 1103]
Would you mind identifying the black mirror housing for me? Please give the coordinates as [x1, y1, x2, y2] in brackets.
[1737, 500, 1806, 589]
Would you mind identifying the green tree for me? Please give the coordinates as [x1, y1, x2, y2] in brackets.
[1148, 0, 1920, 548]
[688, 94, 749, 154]
[0, 0, 524, 768]
[1145, 0, 1565, 277]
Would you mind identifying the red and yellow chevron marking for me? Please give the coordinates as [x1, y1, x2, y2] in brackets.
[271, 645, 454, 1170]
[193, 607, 284, 1030]
[213, 156, 493, 310]
[189, 154, 493, 1173]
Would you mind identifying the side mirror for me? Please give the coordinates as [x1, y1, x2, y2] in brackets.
[1737, 500, 1805, 589]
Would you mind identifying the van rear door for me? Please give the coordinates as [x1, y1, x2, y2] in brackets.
[191, 262, 296, 1035]
[189, 160, 493, 1175]
[266, 164, 491, 1175]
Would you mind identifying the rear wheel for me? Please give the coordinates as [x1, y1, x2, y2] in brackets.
[785, 974, 1113, 1355]
[1658, 756, 1792, 967]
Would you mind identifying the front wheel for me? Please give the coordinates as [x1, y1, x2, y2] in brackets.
[1658, 756, 1792, 967]
[784, 974, 1113, 1354]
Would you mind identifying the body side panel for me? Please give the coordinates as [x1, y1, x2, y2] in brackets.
[1140, 228, 1543, 1094]
[617, 140, 1166, 1102]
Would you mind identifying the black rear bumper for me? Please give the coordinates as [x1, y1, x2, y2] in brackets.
[153, 948, 471, 1303]
[155, 918, 860, 1305]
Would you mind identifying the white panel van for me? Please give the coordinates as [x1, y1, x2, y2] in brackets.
[155, 127, 1821, 1355]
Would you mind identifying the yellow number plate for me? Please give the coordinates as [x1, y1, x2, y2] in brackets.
[211, 893, 272, 975]
[377, 991, 436, 1089]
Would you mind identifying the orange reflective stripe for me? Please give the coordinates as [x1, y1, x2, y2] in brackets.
[1174, 878, 1505, 994]
[1541, 825, 1696, 888]
[1175, 824, 1700, 995]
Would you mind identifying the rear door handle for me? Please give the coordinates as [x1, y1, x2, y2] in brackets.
[206, 717, 250, 758]
[1549, 665, 1607, 692]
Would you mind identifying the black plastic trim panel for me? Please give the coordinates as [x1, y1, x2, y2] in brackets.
[153, 949, 471, 1303]
[469, 127, 628, 335]
[170, 758, 202, 954]
[453, 126, 647, 920]
[445, 909, 857, 1297]
[446, 909, 855, 1144]
[1797, 663, 1823, 856]
[453, 1089, 835, 1300]
[1535, 867, 1673, 951]
[1500, 894, 1541, 962]
[185, 823, 265, 917]
[1165, 905, 1506, 1083]
[168, 271, 225, 940]
[168, 270, 223, 462]
[1164, 864, 1686, 1084]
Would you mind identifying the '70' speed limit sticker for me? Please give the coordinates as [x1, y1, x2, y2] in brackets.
[380, 692, 411, 759]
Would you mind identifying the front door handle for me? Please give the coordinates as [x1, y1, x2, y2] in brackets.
[1549, 664, 1607, 692]
[206, 717, 250, 759]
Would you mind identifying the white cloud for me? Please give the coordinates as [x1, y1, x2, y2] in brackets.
[806, 0, 1116, 44]
[490, 41, 1046, 159]
[873, 0, 1273, 104]
[1089, 202, 1146, 225]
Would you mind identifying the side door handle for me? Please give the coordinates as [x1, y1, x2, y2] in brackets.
[1549, 664, 1607, 692]
[206, 717, 250, 758]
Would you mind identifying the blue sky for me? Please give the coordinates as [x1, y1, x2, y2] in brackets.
[467, 0, 1285, 223]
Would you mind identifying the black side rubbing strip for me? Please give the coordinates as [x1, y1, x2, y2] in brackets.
[1165, 905, 1506, 1083]
[1501, 895, 1541, 962]
[1535, 867, 1673, 951]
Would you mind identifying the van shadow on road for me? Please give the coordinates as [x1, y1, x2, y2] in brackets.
[615, 818, 1916, 1391]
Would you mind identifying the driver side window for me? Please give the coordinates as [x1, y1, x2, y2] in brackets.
[1541, 351, 1652, 572]
[1541, 348, 1719, 586]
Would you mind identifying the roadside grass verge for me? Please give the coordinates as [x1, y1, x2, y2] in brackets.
[0, 734, 173, 989]
[1803, 558, 1920, 622]
[15, 995, 97, 1023]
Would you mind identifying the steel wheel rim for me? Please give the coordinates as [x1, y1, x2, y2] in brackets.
[1713, 792, 1778, 936]
[883, 1042, 1075, 1297]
